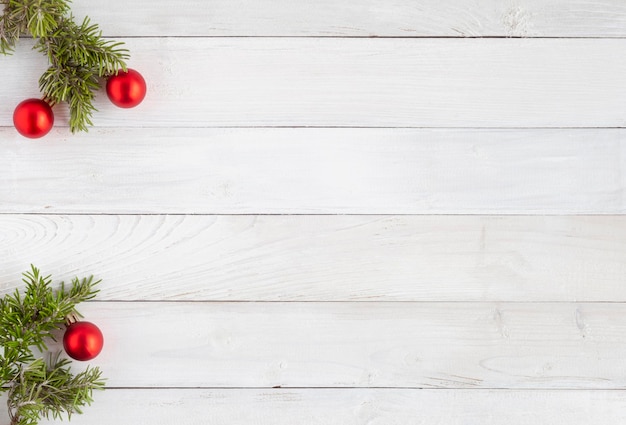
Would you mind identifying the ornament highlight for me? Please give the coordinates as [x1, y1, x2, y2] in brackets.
[106, 68, 147, 108]
[13, 99, 54, 138]
[63, 321, 104, 361]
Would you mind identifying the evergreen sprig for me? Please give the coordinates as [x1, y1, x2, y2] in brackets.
[0, 266, 104, 425]
[0, 0, 129, 132]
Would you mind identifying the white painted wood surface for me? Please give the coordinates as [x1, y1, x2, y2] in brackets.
[2, 215, 626, 302]
[2, 0, 626, 423]
[0, 129, 624, 213]
[2, 389, 626, 425]
[72, 0, 626, 37]
[4, 39, 626, 128]
[61, 302, 626, 389]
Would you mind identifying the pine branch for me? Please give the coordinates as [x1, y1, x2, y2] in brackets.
[8, 354, 104, 425]
[10, 0, 70, 37]
[36, 15, 129, 132]
[38, 16, 128, 74]
[0, 0, 24, 54]
[0, 266, 103, 425]
[0, 0, 129, 132]
[0, 266, 100, 354]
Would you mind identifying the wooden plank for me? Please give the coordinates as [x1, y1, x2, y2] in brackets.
[71, 0, 626, 37]
[2, 215, 626, 302]
[3, 389, 626, 425]
[4, 38, 626, 128]
[44, 302, 626, 389]
[0, 128, 624, 214]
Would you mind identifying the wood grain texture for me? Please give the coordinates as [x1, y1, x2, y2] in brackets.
[2, 215, 626, 302]
[2, 0, 626, 421]
[0, 128, 624, 214]
[4, 38, 626, 128]
[49, 302, 626, 389]
[71, 0, 626, 37]
[3, 389, 626, 425]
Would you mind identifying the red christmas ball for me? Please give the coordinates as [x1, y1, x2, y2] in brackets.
[13, 99, 54, 138]
[63, 321, 104, 361]
[106, 68, 147, 108]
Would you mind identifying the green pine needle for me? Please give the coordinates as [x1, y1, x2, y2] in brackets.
[8, 354, 105, 425]
[0, 0, 129, 132]
[0, 266, 104, 425]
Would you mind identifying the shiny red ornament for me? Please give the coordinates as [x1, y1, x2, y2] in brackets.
[63, 321, 104, 361]
[13, 98, 54, 138]
[106, 68, 147, 108]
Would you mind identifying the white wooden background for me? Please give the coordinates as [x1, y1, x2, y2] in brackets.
[2, 0, 626, 423]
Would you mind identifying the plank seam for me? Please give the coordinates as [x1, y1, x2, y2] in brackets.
[85, 300, 626, 304]
[99, 386, 626, 391]
[3, 213, 626, 215]
[4, 126, 626, 130]
[87, 36, 626, 40]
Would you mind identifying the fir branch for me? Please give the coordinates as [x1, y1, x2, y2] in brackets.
[39, 16, 128, 74]
[0, 266, 103, 425]
[7, 354, 104, 425]
[36, 15, 129, 132]
[0, 0, 24, 54]
[0, 0, 130, 132]
[0, 266, 100, 353]
[10, 0, 70, 38]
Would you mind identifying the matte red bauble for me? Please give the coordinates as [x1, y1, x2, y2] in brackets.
[13, 99, 54, 138]
[63, 321, 104, 361]
[106, 68, 146, 108]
